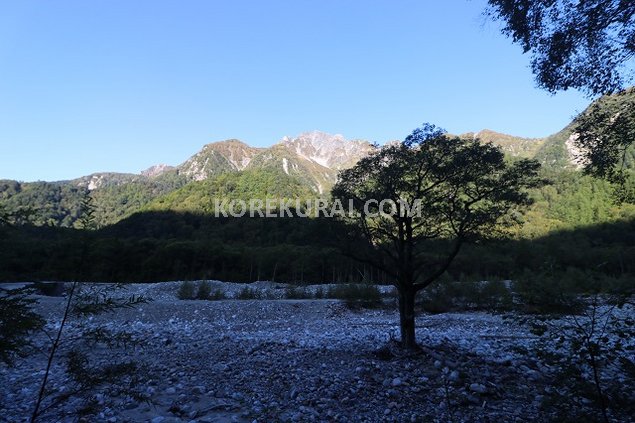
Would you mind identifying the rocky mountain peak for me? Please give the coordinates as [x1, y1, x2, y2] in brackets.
[141, 164, 175, 178]
[280, 130, 375, 170]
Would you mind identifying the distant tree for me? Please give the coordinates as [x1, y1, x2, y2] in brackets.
[332, 124, 544, 348]
[78, 191, 97, 230]
[0, 204, 9, 226]
[486, 0, 635, 96]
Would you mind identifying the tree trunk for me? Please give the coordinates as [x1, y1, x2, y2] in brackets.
[398, 288, 417, 349]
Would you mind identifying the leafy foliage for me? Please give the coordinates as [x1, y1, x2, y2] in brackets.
[326, 283, 382, 309]
[487, 0, 635, 96]
[236, 286, 262, 300]
[332, 123, 544, 347]
[31, 283, 150, 422]
[0, 286, 45, 365]
[573, 88, 635, 201]
[177, 281, 196, 300]
[419, 279, 513, 313]
[529, 295, 635, 422]
[0, 180, 87, 227]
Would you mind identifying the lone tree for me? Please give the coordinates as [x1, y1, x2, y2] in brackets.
[332, 124, 544, 348]
[486, 0, 635, 96]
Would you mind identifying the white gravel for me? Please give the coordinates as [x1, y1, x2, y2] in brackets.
[1, 281, 633, 423]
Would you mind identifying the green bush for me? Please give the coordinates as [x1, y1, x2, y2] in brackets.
[209, 288, 226, 300]
[236, 286, 261, 300]
[0, 286, 45, 365]
[314, 287, 325, 299]
[419, 279, 513, 313]
[196, 281, 212, 300]
[33, 282, 66, 297]
[513, 269, 588, 314]
[284, 286, 312, 299]
[176, 281, 195, 300]
[327, 284, 382, 309]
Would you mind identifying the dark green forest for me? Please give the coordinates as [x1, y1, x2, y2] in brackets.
[1, 170, 634, 287]
[2, 90, 635, 288]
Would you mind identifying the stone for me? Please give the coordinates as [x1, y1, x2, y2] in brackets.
[470, 383, 487, 394]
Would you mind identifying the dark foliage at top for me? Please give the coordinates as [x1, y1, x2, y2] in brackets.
[574, 88, 635, 201]
[487, 0, 635, 96]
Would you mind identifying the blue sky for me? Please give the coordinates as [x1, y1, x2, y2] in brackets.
[0, 0, 591, 182]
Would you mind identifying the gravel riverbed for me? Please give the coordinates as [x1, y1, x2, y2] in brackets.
[1, 281, 633, 422]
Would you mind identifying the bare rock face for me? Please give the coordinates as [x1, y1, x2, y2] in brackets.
[74, 172, 140, 191]
[564, 133, 588, 170]
[141, 164, 175, 178]
[173, 132, 375, 194]
[280, 130, 375, 171]
[176, 139, 262, 181]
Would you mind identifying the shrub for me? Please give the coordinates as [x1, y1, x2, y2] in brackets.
[314, 287, 324, 299]
[33, 282, 66, 297]
[284, 286, 312, 299]
[31, 283, 149, 421]
[176, 281, 195, 300]
[209, 288, 226, 300]
[418, 279, 513, 313]
[513, 270, 585, 314]
[236, 287, 261, 300]
[528, 295, 635, 422]
[327, 284, 382, 309]
[196, 281, 212, 300]
[477, 280, 513, 310]
[0, 286, 45, 365]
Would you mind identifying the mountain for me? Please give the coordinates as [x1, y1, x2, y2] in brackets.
[0, 131, 375, 227]
[177, 140, 262, 181]
[243, 131, 375, 194]
[461, 129, 545, 159]
[459, 127, 582, 170]
[166, 132, 375, 194]
[280, 131, 375, 171]
[3, 87, 635, 229]
[142, 164, 175, 178]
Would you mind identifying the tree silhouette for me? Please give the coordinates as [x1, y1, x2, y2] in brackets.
[486, 0, 635, 96]
[332, 124, 544, 348]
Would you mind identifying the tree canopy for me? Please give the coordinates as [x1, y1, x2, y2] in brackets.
[487, 0, 635, 96]
[573, 88, 635, 201]
[332, 124, 544, 347]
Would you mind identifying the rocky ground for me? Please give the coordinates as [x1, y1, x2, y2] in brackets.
[1, 281, 633, 423]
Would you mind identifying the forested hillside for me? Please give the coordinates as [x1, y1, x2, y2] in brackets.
[2, 91, 635, 284]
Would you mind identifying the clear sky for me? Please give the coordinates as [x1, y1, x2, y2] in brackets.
[0, 0, 591, 182]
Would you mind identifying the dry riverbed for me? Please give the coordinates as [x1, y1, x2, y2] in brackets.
[1, 281, 633, 422]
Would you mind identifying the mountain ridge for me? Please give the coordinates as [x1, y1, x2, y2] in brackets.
[4, 88, 635, 228]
